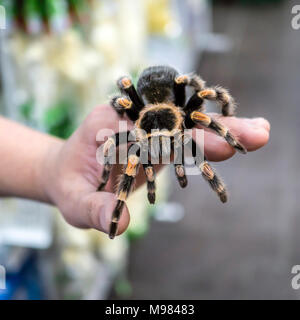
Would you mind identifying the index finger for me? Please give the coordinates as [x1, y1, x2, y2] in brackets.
[194, 115, 270, 162]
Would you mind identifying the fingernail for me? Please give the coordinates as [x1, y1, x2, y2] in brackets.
[256, 118, 270, 131]
[99, 194, 114, 233]
[246, 118, 270, 131]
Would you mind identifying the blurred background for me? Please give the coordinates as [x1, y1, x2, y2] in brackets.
[0, 0, 299, 299]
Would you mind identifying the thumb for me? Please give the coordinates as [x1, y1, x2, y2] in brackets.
[80, 191, 130, 237]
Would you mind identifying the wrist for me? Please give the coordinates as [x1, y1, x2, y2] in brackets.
[38, 136, 64, 205]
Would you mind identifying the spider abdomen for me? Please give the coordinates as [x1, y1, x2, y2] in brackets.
[136, 104, 183, 134]
[139, 107, 177, 132]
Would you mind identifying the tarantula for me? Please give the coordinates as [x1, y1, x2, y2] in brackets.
[97, 66, 246, 239]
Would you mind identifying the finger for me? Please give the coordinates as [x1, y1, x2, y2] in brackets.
[81, 191, 130, 236]
[79, 104, 134, 146]
[194, 116, 270, 162]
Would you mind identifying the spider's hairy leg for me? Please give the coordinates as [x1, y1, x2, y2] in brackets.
[97, 131, 131, 192]
[174, 163, 187, 188]
[175, 73, 206, 92]
[111, 96, 133, 116]
[111, 95, 142, 122]
[117, 76, 144, 120]
[189, 138, 227, 203]
[174, 77, 186, 108]
[109, 144, 140, 239]
[200, 161, 227, 203]
[174, 73, 205, 108]
[173, 134, 187, 188]
[183, 91, 205, 117]
[143, 164, 156, 204]
[198, 86, 236, 116]
[189, 111, 247, 154]
[140, 140, 156, 204]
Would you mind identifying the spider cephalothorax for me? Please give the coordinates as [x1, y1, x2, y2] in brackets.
[97, 65, 246, 239]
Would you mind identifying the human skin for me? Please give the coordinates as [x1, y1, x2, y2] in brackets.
[0, 105, 270, 237]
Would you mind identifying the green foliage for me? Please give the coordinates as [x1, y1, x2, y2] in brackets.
[67, 0, 87, 12]
[43, 101, 76, 139]
[23, 0, 40, 18]
[114, 276, 132, 298]
[20, 99, 34, 121]
[0, 1, 13, 17]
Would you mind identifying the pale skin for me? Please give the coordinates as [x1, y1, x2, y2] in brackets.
[0, 105, 270, 236]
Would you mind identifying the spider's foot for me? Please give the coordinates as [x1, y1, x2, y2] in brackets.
[219, 191, 228, 203]
[118, 76, 132, 90]
[226, 132, 247, 154]
[175, 75, 188, 85]
[235, 143, 247, 154]
[116, 97, 132, 109]
[97, 183, 105, 192]
[178, 176, 188, 188]
[109, 222, 118, 239]
[147, 192, 156, 204]
[175, 165, 188, 188]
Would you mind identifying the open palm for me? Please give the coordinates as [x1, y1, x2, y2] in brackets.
[45, 104, 270, 237]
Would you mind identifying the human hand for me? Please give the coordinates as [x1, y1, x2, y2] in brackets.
[44, 105, 270, 237]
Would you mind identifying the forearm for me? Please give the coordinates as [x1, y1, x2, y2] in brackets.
[0, 116, 63, 203]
